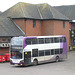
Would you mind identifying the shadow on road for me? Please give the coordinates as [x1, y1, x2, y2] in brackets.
[12, 60, 66, 68]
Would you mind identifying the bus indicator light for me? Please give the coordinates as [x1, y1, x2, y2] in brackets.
[20, 64, 23, 66]
[25, 52, 27, 54]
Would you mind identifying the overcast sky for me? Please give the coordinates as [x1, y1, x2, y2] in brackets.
[0, 0, 75, 12]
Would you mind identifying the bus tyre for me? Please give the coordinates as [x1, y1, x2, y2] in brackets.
[33, 59, 38, 66]
[56, 56, 60, 62]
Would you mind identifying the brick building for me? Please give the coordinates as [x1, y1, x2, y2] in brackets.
[0, 17, 25, 54]
[54, 5, 75, 50]
[0, 2, 73, 53]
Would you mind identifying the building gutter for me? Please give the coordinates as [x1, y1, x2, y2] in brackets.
[9, 17, 25, 36]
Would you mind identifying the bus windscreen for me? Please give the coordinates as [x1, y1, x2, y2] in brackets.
[11, 38, 24, 46]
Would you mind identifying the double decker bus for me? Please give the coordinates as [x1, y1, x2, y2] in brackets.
[10, 35, 67, 66]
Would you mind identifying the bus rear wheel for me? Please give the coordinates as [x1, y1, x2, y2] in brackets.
[33, 59, 38, 66]
[56, 56, 60, 62]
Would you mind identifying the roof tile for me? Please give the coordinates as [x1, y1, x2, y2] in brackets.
[0, 17, 25, 36]
[0, 2, 70, 20]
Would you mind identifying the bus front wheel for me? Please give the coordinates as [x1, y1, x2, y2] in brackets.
[33, 59, 38, 66]
[56, 56, 60, 62]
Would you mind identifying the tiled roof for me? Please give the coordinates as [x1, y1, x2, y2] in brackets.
[0, 2, 70, 20]
[0, 17, 25, 37]
[37, 4, 70, 20]
[54, 5, 75, 20]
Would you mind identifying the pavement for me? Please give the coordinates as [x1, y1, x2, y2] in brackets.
[0, 51, 75, 75]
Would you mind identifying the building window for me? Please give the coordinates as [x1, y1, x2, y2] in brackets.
[8, 38, 11, 43]
[33, 20, 36, 28]
[2, 38, 6, 42]
[63, 21, 65, 28]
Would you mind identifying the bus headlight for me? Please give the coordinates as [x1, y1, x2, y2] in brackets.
[10, 60, 13, 63]
[19, 60, 24, 66]
[10, 60, 15, 65]
[20, 60, 24, 63]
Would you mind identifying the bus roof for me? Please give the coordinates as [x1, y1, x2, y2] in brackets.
[25, 35, 66, 38]
[12, 35, 66, 39]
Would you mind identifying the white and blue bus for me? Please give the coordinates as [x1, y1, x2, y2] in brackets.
[10, 35, 67, 66]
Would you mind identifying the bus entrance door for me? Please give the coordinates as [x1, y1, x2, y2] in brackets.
[24, 51, 31, 65]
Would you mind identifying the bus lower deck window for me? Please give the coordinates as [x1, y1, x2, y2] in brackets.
[45, 50, 50, 55]
[51, 49, 54, 55]
[39, 50, 44, 56]
[60, 49, 63, 54]
[32, 49, 38, 57]
[55, 49, 59, 54]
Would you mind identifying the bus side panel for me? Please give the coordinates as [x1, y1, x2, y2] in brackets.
[44, 43, 60, 61]
[63, 42, 67, 59]
[60, 42, 67, 59]
[44, 55, 55, 62]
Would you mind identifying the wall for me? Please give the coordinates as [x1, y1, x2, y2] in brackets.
[26, 20, 42, 36]
[0, 37, 11, 54]
[13, 19, 26, 33]
[41, 20, 54, 36]
[13, 19, 42, 36]
[41, 20, 70, 50]
[0, 48, 9, 54]
[13, 19, 71, 51]
[69, 23, 75, 47]
[53, 20, 70, 50]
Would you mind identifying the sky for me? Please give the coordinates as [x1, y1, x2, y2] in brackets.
[0, 0, 75, 12]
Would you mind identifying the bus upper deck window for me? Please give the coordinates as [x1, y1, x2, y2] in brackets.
[62, 37, 66, 42]
[54, 38, 59, 43]
[60, 37, 66, 42]
[60, 37, 62, 42]
[39, 38, 44, 44]
[32, 38, 38, 44]
[25, 38, 31, 45]
[50, 38, 54, 43]
[45, 38, 50, 43]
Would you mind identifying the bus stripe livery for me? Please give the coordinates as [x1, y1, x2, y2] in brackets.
[10, 35, 67, 66]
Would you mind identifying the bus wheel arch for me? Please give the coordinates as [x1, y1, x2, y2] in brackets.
[56, 56, 60, 62]
[33, 59, 38, 66]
